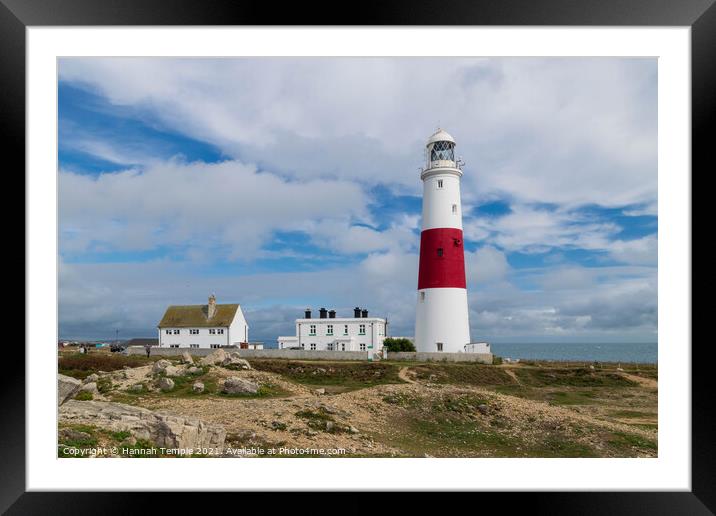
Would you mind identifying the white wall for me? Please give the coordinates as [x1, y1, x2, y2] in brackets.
[228, 307, 249, 346]
[421, 170, 463, 231]
[415, 288, 471, 353]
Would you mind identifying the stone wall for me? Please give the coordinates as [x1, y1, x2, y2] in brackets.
[385, 351, 493, 364]
[129, 346, 372, 361]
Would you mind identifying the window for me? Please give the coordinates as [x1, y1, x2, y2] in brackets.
[437, 179, 444, 189]
[344, 325, 349, 335]
[217, 328, 224, 335]
[327, 324, 333, 336]
[190, 329, 199, 335]
[209, 329, 216, 335]
[437, 247, 444, 257]
[309, 324, 316, 336]
[211, 344, 221, 349]
[359, 324, 366, 335]
[173, 329, 180, 335]
[437, 342, 443, 352]
[165, 330, 172, 335]
[420, 291, 425, 302]
[310, 343, 316, 350]
[170, 344, 179, 348]
[327, 343, 333, 351]
[431, 140, 455, 162]
[190, 344, 199, 349]
[452, 204, 457, 214]
[301, 343, 305, 349]
[341, 343, 346, 351]
[360, 343, 366, 351]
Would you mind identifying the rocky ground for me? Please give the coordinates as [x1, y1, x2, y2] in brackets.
[57, 350, 658, 458]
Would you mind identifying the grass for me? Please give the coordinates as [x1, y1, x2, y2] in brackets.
[250, 359, 404, 391]
[295, 408, 344, 433]
[74, 391, 93, 401]
[407, 363, 514, 386]
[59, 352, 161, 379]
[607, 431, 657, 452]
[513, 367, 638, 388]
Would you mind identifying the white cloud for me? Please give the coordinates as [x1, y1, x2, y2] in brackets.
[59, 158, 369, 258]
[60, 57, 657, 206]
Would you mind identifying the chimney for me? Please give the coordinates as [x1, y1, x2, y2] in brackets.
[354, 307, 361, 318]
[362, 309, 368, 318]
[208, 294, 217, 319]
[319, 307, 328, 319]
[329, 310, 336, 319]
[305, 308, 312, 319]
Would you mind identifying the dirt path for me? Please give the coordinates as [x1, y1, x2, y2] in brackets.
[619, 372, 658, 389]
[502, 368, 522, 386]
[398, 367, 417, 384]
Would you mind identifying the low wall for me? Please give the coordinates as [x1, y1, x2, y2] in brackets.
[129, 347, 492, 363]
[385, 351, 493, 364]
[129, 346, 371, 361]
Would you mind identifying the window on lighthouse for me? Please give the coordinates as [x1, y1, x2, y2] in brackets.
[437, 247, 444, 257]
[431, 140, 455, 161]
[437, 179, 443, 189]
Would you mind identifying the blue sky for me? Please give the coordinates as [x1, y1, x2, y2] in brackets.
[58, 58, 657, 344]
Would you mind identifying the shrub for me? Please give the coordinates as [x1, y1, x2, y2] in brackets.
[75, 391, 93, 401]
[383, 337, 416, 352]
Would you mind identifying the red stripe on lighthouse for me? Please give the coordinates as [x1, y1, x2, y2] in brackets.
[417, 227, 467, 290]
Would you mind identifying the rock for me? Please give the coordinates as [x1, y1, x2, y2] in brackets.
[58, 374, 82, 406]
[477, 404, 489, 415]
[85, 373, 99, 383]
[349, 426, 360, 434]
[180, 351, 194, 365]
[121, 436, 137, 447]
[163, 365, 184, 377]
[222, 376, 259, 395]
[271, 421, 287, 430]
[313, 388, 326, 396]
[199, 349, 227, 366]
[59, 400, 226, 451]
[325, 421, 335, 432]
[187, 366, 201, 375]
[191, 382, 204, 394]
[80, 382, 99, 394]
[158, 377, 175, 391]
[152, 359, 172, 374]
[58, 427, 92, 443]
[222, 352, 251, 370]
[129, 383, 144, 393]
[306, 430, 319, 436]
[320, 404, 338, 415]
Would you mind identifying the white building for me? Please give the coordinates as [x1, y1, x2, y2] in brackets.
[464, 342, 490, 354]
[157, 294, 249, 349]
[278, 307, 387, 353]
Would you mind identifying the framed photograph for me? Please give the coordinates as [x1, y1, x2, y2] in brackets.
[5, 0, 708, 511]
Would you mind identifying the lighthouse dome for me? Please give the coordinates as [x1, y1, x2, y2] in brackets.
[427, 128, 455, 146]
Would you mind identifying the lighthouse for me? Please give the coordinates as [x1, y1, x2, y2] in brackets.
[414, 129, 471, 353]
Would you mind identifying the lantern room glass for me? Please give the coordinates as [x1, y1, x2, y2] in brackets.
[430, 140, 455, 162]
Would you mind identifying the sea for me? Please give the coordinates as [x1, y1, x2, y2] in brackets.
[490, 342, 657, 364]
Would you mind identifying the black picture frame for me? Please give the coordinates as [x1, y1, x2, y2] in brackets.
[3, 0, 707, 512]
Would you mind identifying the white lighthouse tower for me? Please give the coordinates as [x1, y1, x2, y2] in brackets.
[414, 129, 471, 353]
